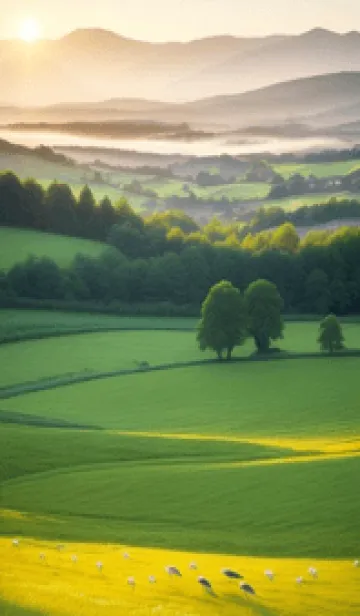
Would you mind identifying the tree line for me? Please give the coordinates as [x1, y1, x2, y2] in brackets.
[1, 224, 360, 315]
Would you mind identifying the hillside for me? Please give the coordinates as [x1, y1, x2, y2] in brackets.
[0, 228, 106, 270]
[183, 72, 360, 128]
[0, 28, 359, 105]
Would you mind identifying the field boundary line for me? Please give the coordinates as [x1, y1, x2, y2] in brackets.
[1, 350, 360, 400]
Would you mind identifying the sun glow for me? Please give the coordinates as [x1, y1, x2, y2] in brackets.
[19, 18, 40, 43]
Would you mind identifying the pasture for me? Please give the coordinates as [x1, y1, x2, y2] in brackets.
[1, 310, 359, 616]
[0, 228, 106, 270]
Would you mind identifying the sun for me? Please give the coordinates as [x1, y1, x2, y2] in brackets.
[19, 18, 40, 43]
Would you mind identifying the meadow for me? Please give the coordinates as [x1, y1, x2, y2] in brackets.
[0, 228, 106, 270]
[1, 309, 359, 616]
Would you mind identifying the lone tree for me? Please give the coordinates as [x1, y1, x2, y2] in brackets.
[245, 279, 284, 353]
[318, 314, 344, 354]
[197, 280, 246, 360]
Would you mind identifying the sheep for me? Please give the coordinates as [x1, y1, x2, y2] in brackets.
[198, 576, 213, 594]
[221, 568, 243, 580]
[12, 539, 19, 547]
[264, 569, 275, 581]
[165, 565, 182, 578]
[189, 562, 198, 571]
[123, 552, 130, 560]
[149, 575, 156, 584]
[354, 560, 359, 568]
[96, 561, 103, 573]
[71, 555, 78, 564]
[39, 553, 46, 562]
[240, 582, 256, 596]
[56, 544, 65, 552]
[308, 567, 318, 579]
[127, 576, 136, 588]
[296, 576, 304, 585]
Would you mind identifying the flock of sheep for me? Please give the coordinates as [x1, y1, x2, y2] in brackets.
[12, 539, 360, 600]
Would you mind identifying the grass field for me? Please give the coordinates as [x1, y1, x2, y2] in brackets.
[1, 319, 360, 388]
[1, 310, 359, 616]
[275, 160, 360, 179]
[0, 228, 106, 270]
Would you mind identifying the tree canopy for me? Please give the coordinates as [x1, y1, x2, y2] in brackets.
[197, 280, 247, 360]
[245, 279, 284, 353]
[318, 314, 345, 353]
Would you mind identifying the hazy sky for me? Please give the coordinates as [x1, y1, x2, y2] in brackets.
[1, 0, 360, 42]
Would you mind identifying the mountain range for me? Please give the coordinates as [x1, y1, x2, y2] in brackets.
[1, 27, 360, 106]
[3, 72, 360, 135]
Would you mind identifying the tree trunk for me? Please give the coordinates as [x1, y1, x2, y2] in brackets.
[226, 347, 233, 361]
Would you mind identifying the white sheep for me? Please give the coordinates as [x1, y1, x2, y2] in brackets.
[264, 569, 275, 581]
[149, 575, 156, 584]
[127, 576, 136, 588]
[308, 567, 318, 579]
[354, 560, 359, 568]
[71, 555, 78, 564]
[96, 561, 103, 572]
[189, 562, 198, 570]
[296, 576, 304, 585]
[12, 539, 19, 547]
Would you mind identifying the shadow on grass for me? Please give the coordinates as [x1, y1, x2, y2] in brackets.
[224, 593, 281, 616]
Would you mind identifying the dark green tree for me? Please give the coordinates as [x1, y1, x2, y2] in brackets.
[45, 182, 77, 236]
[245, 279, 284, 353]
[197, 280, 247, 360]
[77, 185, 96, 237]
[305, 268, 330, 314]
[318, 314, 344, 353]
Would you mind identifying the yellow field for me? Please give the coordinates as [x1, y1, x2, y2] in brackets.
[1, 537, 359, 616]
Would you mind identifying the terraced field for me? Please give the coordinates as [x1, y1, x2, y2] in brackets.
[1, 310, 359, 616]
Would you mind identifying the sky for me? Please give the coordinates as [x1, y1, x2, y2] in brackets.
[1, 0, 360, 42]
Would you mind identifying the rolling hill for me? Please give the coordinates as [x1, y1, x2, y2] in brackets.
[0, 27, 359, 106]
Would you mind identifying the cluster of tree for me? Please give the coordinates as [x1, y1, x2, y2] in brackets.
[268, 168, 360, 199]
[197, 279, 346, 359]
[123, 179, 157, 198]
[195, 171, 235, 186]
[244, 199, 360, 233]
[251, 147, 360, 165]
[0, 172, 137, 243]
[198, 279, 283, 358]
[245, 160, 278, 183]
[2, 223, 360, 315]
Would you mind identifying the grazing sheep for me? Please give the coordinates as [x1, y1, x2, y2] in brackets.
[96, 561, 103, 572]
[56, 544, 65, 552]
[296, 576, 304, 585]
[222, 568, 243, 580]
[12, 539, 19, 547]
[354, 560, 359, 568]
[123, 552, 130, 560]
[198, 576, 213, 594]
[264, 569, 275, 581]
[39, 553, 46, 562]
[127, 576, 136, 588]
[189, 562, 198, 570]
[240, 582, 256, 596]
[71, 555, 78, 564]
[308, 567, 318, 579]
[165, 565, 182, 578]
[149, 575, 156, 584]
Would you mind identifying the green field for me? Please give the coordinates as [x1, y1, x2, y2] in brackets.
[0, 228, 106, 270]
[1, 310, 359, 616]
[2, 318, 360, 388]
[275, 160, 360, 179]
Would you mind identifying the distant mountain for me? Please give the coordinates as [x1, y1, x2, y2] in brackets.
[0, 28, 359, 105]
[182, 72, 360, 128]
[1, 73, 360, 135]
